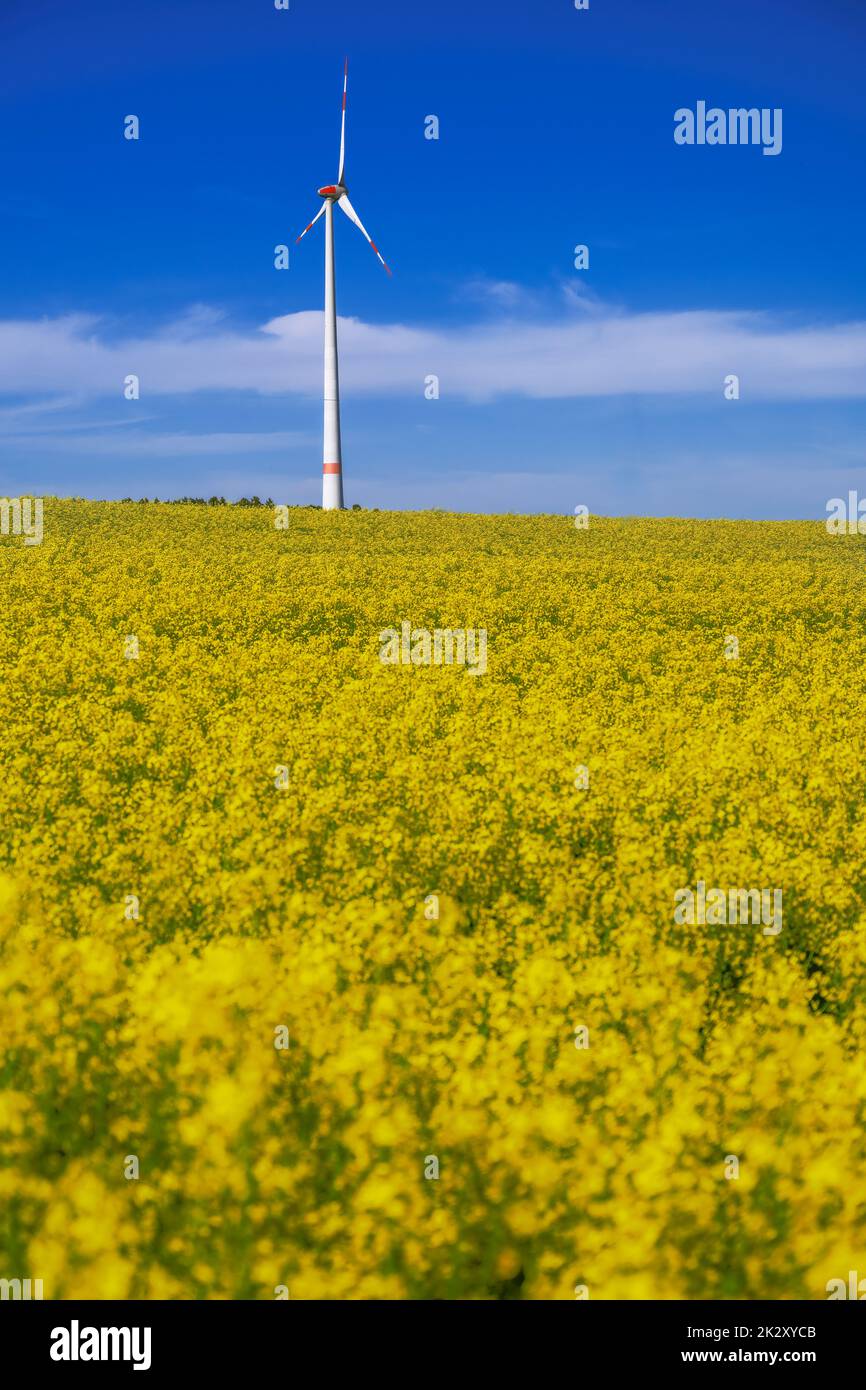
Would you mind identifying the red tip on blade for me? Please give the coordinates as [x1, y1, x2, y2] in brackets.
[369, 239, 393, 275]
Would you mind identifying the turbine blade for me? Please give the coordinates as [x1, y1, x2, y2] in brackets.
[295, 202, 327, 245]
[337, 58, 348, 184]
[337, 193, 392, 275]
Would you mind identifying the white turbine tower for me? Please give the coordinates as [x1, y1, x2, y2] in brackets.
[295, 59, 391, 510]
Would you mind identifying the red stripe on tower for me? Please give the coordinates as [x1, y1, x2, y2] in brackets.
[323, 463, 342, 475]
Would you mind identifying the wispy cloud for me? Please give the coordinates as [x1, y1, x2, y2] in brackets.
[3, 429, 313, 457]
[0, 394, 86, 423]
[347, 452, 866, 519]
[1, 303, 865, 407]
[461, 278, 536, 310]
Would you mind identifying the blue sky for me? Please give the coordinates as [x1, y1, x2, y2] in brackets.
[1, 0, 864, 515]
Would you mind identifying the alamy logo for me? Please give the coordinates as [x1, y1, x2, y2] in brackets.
[674, 102, 782, 156]
[826, 1271, 866, 1299]
[826, 492, 866, 534]
[379, 620, 487, 675]
[674, 880, 782, 936]
[50, 1320, 152, 1371]
[0, 496, 43, 545]
[0, 1277, 43, 1299]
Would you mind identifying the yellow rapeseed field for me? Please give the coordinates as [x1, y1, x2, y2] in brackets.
[1, 499, 865, 1299]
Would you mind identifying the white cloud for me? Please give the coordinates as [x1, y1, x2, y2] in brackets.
[0, 304, 865, 405]
[461, 278, 536, 309]
[346, 453, 866, 518]
[3, 429, 313, 456]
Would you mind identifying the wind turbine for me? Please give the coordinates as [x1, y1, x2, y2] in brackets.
[296, 59, 392, 511]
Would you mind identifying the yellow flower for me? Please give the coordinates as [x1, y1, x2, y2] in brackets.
[0, 505, 862, 1299]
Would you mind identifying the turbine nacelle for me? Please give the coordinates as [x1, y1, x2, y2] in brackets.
[296, 61, 391, 274]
